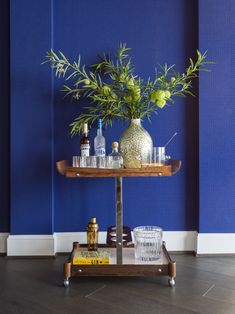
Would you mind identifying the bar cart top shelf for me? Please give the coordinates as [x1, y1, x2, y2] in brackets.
[56, 159, 181, 178]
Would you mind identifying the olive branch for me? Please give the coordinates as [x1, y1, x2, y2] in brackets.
[43, 43, 213, 135]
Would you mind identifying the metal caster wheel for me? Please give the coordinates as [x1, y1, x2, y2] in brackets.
[63, 278, 69, 287]
[168, 277, 175, 287]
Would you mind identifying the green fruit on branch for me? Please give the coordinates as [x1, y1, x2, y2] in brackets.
[156, 99, 166, 108]
[133, 93, 140, 101]
[164, 90, 171, 99]
[84, 79, 90, 85]
[127, 78, 135, 89]
[155, 90, 166, 101]
[111, 92, 117, 99]
[102, 86, 111, 95]
[119, 73, 126, 83]
[123, 94, 132, 102]
[150, 92, 157, 102]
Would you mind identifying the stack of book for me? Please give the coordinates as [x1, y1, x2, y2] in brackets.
[73, 250, 110, 265]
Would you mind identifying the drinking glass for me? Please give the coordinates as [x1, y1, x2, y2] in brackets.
[133, 226, 162, 261]
[86, 156, 97, 168]
[79, 156, 86, 168]
[106, 156, 113, 168]
[72, 156, 79, 167]
[153, 147, 165, 165]
[97, 156, 106, 168]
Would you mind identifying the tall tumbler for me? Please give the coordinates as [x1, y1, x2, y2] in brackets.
[153, 147, 166, 165]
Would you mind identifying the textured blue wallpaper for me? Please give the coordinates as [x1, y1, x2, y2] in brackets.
[52, 0, 199, 232]
[7, 0, 200, 234]
[199, 0, 235, 232]
[10, 0, 54, 234]
[5, 0, 203, 234]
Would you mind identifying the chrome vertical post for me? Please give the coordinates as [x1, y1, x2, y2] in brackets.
[116, 176, 123, 264]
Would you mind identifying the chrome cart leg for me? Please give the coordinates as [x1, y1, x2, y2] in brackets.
[63, 278, 70, 287]
[168, 277, 176, 287]
[116, 176, 123, 265]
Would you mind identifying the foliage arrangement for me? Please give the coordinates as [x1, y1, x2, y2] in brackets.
[44, 43, 212, 135]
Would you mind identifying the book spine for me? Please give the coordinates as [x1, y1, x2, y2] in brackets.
[73, 258, 110, 265]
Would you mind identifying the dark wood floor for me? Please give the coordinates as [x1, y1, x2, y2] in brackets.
[1, 254, 235, 314]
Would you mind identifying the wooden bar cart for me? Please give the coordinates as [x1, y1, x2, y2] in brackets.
[56, 160, 181, 288]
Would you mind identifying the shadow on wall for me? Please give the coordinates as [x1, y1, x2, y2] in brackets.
[183, 1, 199, 231]
[0, 0, 10, 232]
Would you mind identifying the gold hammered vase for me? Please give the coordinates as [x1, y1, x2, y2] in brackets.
[119, 119, 153, 168]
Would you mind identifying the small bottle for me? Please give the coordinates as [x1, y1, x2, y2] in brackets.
[94, 119, 106, 156]
[87, 217, 99, 251]
[109, 142, 123, 168]
[80, 123, 90, 157]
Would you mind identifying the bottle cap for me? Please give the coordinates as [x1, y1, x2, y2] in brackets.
[90, 217, 96, 224]
[98, 118, 102, 129]
[87, 217, 99, 230]
[83, 123, 88, 134]
[112, 142, 119, 149]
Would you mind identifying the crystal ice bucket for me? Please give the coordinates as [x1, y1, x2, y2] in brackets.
[133, 226, 162, 261]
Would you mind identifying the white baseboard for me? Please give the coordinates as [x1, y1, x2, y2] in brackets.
[197, 233, 235, 255]
[5, 231, 196, 256]
[0, 233, 9, 253]
[4, 232, 235, 256]
[7, 235, 55, 256]
[54, 232, 110, 253]
[55, 231, 197, 253]
[163, 231, 197, 252]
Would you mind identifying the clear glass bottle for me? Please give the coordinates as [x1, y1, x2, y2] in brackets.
[109, 142, 123, 168]
[87, 217, 99, 251]
[94, 118, 106, 156]
[80, 123, 90, 157]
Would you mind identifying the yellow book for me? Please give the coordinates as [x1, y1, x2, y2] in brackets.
[73, 250, 110, 265]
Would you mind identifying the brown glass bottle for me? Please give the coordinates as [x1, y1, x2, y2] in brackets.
[87, 217, 99, 251]
[80, 123, 90, 156]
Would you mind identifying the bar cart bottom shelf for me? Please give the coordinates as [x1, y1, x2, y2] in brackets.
[63, 242, 176, 288]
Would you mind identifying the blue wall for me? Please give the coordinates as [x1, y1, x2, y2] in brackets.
[1, 0, 234, 235]
[53, 0, 198, 232]
[10, 0, 54, 234]
[199, 0, 235, 232]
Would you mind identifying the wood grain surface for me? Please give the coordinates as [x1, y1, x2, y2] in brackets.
[56, 160, 181, 178]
